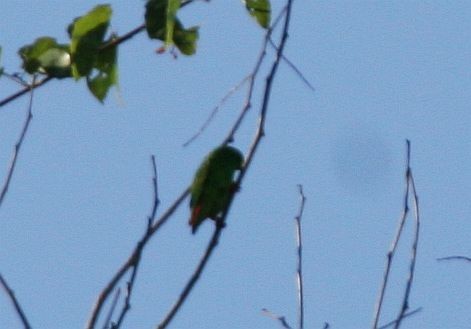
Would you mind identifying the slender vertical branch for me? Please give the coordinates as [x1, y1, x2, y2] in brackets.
[0, 76, 36, 210]
[148, 155, 160, 227]
[372, 140, 420, 329]
[372, 140, 411, 329]
[102, 288, 121, 329]
[294, 185, 306, 329]
[394, 142, 420, 329]
[0, 273, 32, 329]
[85, 156, 183, 329]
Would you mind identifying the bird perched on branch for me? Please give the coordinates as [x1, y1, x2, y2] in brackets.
[189, 145, 244, 234]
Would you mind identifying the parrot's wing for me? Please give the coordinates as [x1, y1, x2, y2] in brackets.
[190, 158, 212, 208]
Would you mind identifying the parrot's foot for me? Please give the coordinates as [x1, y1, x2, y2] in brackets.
[229, 182, 240, 194]
[215, 217, 226, 230]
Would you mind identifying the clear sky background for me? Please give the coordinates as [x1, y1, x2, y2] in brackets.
[1, 1, 471, 328]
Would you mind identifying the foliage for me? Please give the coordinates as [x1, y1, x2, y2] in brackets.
[4, 0, 271, 103]
[244, 0, 271, 28]
[19, 37, 71, 78]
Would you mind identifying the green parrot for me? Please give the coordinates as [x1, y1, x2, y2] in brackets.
[189, 145, 244, 234]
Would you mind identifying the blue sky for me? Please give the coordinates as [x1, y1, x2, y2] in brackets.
[1, 1, 471, 328]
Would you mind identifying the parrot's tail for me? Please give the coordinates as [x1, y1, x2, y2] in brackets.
[189, 206, 202, 234]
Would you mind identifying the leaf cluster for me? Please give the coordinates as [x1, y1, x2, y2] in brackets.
[5, 0, 271, 103]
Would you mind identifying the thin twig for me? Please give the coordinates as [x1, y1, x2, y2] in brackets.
[378, 307, 422, 329]
[0, 273, 32, 329]
[0, 76, 49, 109]
[268, 38, 315, 92]
[148, 155, 160, 227]
[294, 185, 306, 329]
[222, 6, 288, 145]
[102, 288, 121, 329]
[85, 160, 186, 329]
[2, 72, 29, 87]
[261, 308, 294, 329]
[99, 25, 145, 51]
[437, 256, 471, 262]
[183, 75, 251, 147]
[0, 76, 36, 210]
[371, 140, 410, 329]
[372, 140, 420, 329]
[394, 141, 420, 329]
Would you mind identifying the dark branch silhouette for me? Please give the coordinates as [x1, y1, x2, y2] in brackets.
[378, 307, 422, 329]
[372, 140, 421, 329]
[437, 255, 471, 262]
[0, 273, 32, 329]
[85, 156, 186, 329]
[103, 288, 120, 329]
[261, 308, 293, 329]
[0, 76, 36, 210]
[183, 75, 251, 147]
[393, 140, 420, 329]
[268, 38, 315, 92]
[295, 185, 306, 329]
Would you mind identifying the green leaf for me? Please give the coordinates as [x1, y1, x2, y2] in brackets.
[69, 4, 112, 78]
[18, 37, 71, 78]
[166, 0, 181, 46]
[145, 0, 180, 43]
[244, 0, 271, 29]
[145, 0, 198, 55]
[86, 43, 118, 102]
[67, 4, 118, 101]
[87, 63, 118, 102]
[173, 22, 199, 56]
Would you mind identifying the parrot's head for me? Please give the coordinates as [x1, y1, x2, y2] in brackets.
[218, 145, 244, 171]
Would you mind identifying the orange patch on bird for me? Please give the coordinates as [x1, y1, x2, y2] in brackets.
[189, 205, 202, 227]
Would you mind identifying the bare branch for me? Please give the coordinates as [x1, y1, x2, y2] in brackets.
[437, 256, 471, 262]
[85, 159, 187, 329]
[394, 141, 420, 329]
[294, 185, 306, 329]
[262, 308, 294, 329]
[103, 288, 121, 329]
[378, 307, 422, 329]
[2, 72, 29, 87]
[0, 273, 32, 329]
[372, 140, 421, 329]
[268, 38, 315, 92]
[0, 76, 36, 210]
[148, 155, 160, 227]
[0, 76, 49, 109]
[183, 75, 251, 147]
[222, 6, 288, 145]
